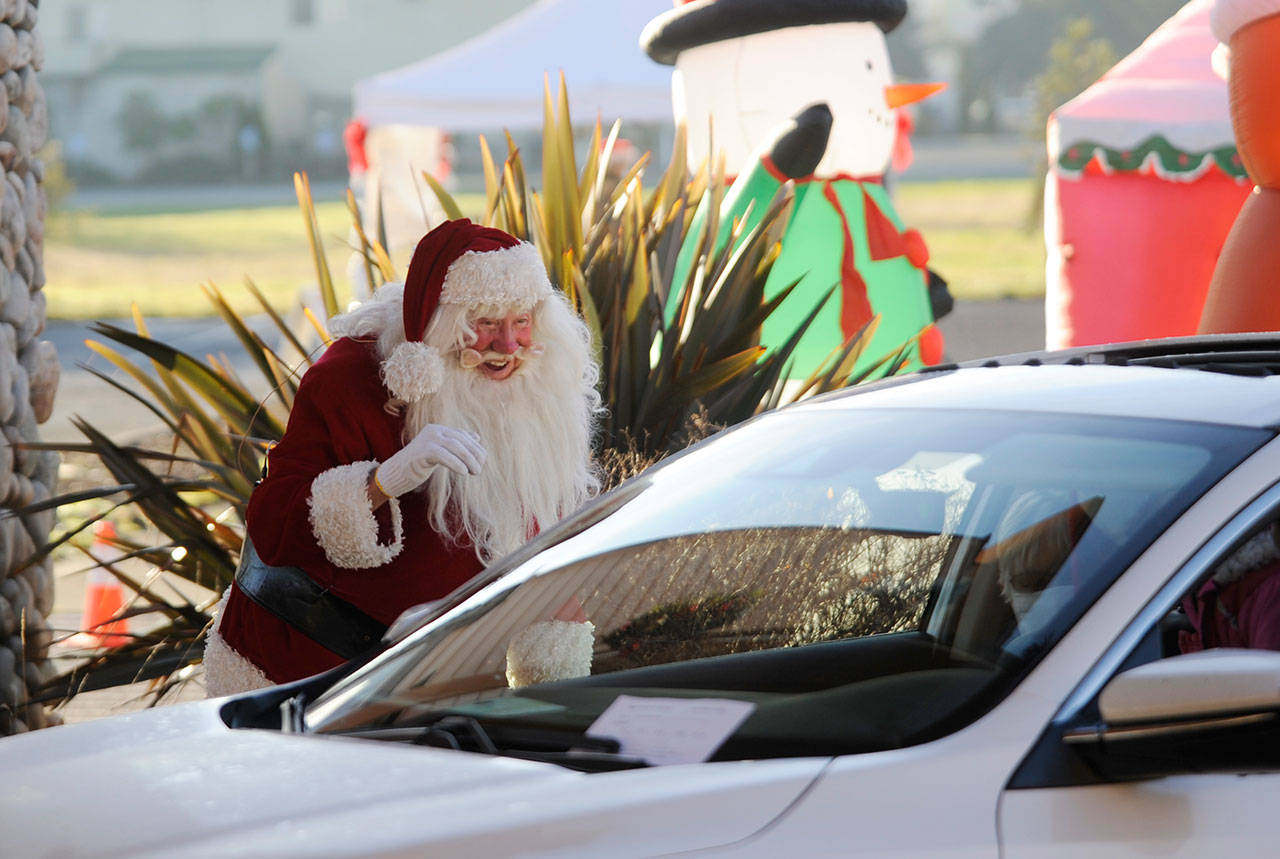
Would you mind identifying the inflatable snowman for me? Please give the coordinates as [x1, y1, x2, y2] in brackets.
[642, 0, 948, 377]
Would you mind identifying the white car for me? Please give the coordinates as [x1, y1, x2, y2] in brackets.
[6, 335, 1280, 857]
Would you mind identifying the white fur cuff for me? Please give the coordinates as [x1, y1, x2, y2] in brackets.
[382, 341, 444, 403]
[1212, 0, 1280, 42]
[505, 619, 595, 688]
[308, 461, 404, 569]
[204, 591, 274, 698]
[441, 241, 552, 311]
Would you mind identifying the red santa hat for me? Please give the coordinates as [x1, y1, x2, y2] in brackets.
[382, 218, 553, 403]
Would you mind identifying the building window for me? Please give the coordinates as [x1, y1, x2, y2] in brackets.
[291, 0, 315, 25]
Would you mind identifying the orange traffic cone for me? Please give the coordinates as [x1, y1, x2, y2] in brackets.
[71, 521, 131, 649]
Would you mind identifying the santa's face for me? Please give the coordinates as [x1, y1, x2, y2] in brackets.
[467, 311, 534, 381]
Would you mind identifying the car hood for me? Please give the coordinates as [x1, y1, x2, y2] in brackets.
[0, 699, 827, 857]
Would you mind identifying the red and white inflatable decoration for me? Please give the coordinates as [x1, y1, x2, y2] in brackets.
[1044, 0, 1250, 349]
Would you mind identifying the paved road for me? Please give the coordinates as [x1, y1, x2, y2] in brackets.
[907, 133, 1037, 181]
[937, 295, 1045, 361]
[59, 134, 1034, 210]
[40, 297, 1046, 444]
[42, 315, 300, 444]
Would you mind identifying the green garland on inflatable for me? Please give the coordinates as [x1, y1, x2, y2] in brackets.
[1057, 135, 1245, 180]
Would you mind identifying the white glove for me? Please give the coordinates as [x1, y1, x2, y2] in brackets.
[374, 424, 486, 498]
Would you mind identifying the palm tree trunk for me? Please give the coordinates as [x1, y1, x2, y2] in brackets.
[0, 0, 59, 735]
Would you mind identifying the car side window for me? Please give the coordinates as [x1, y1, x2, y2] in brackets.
[1175, 520, 1280, 656]
[1112, 517, 1280, 673]
[1007, 493, 1280, 789]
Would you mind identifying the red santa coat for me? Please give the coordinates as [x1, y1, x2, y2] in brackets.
[216, 336, 483, 684]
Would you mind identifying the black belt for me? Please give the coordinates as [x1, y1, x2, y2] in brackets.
[234, 539, 387, 660]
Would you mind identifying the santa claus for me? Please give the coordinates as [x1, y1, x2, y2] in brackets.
[204, 218, 601, 695]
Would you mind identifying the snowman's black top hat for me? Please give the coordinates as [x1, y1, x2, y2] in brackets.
[641, 0, 908, 65]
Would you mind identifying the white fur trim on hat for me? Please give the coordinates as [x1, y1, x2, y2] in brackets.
[1211, 0, 1280, 42]
[505, 619, 595, 688]
[203, 590, 274, 698]
[308, 461, 404, 569]
[441, 241, 553, 310]
[382, 341, 444, 403]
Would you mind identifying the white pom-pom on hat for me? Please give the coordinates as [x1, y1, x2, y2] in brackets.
[1211, 0, 1280, 42]
[381, 340, 444, 403]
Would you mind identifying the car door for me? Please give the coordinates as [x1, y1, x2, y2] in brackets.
[998, 480, 1280, 856]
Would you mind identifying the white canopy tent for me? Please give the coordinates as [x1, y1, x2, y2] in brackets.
[354, 0, 675, 129]
[350, 0, 675, 256]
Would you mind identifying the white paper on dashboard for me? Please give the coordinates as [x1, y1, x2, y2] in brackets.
[584, 695, 756, 765]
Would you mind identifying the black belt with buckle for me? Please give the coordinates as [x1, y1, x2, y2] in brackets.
[234, 538, 387, 660]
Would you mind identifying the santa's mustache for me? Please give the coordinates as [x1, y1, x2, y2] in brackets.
[458, 343, 545, 369]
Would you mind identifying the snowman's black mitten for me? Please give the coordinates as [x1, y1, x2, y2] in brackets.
[767, 102, 832, 179]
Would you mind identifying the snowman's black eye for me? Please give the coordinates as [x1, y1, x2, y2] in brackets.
[866, 60, 873, 71]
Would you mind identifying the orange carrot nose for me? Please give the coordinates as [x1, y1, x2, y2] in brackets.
[884, 82, 947, 109]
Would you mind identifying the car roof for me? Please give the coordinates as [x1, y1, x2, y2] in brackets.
[803, 334, 1280, 429]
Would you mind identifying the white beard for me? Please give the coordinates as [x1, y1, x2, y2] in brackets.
[404, 350, 597, 564]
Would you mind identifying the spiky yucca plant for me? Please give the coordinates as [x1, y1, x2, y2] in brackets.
[26, 76, 910, 708]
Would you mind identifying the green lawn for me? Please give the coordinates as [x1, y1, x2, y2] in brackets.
[44, 199, 358, 319]
[895, 178, 1045, 301]
[42, 178, 1044, 320]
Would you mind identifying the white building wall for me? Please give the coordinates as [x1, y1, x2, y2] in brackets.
[71, 67, 264, 174]
[42, 0, 531, 180]
[51, 0, 299, 48]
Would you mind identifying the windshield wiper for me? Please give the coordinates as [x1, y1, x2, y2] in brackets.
[339, 714, 648, 772]
[509, 744, 648, 773]
[419, 716, 648, 771]
[413, 715, 498, 754]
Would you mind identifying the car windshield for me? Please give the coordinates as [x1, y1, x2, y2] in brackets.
[304, 406, 1268, 766]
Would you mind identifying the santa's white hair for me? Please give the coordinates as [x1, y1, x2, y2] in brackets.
[330, 280, 601, 563]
